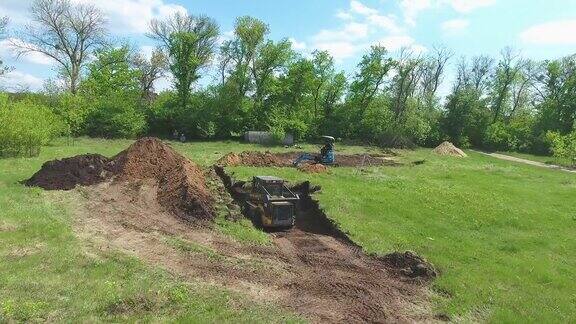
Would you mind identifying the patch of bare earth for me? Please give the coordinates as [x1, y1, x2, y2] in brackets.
[70, 178, 436, 323]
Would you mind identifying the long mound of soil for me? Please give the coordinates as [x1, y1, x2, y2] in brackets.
[217, 151, 399, 167]
[433, 141, 467, 157]
[298, 163, 329, 173]
[25, 154, 112, 190]
[26, 137, 214, 221]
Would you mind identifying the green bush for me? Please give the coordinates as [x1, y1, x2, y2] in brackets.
[52, 93, 92, 136]
[84, 94, 146, 138]
[546, 131, 576, 166]
[484, 121, 515, 151]
[0, 94, 67, 157]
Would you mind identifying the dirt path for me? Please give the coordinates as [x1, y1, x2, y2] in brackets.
[474, 151, 576, 173]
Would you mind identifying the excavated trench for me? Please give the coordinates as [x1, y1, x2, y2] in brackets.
[214, 166, 438, 322]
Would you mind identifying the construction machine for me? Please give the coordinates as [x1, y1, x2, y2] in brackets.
[244, 176, 299, 229]
[293, 135, 336, 166]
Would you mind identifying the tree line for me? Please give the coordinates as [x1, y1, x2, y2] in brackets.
[0, 0, 575, 163]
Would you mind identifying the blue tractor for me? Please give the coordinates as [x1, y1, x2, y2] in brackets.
[293, 136, 336, 166]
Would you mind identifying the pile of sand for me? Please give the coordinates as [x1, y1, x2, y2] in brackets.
[26, 137, 214, 221]
[433, 141, 467, 158]
[298, 163, 329, 174]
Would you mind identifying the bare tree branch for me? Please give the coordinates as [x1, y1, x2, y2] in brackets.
[11, 0, 107, 93]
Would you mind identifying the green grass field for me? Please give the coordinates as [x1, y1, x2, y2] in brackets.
[1, 137, 575, 322]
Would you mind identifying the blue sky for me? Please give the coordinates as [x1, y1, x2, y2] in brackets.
[1, 0, 575, 92]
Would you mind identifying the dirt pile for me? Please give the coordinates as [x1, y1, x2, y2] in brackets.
[25, 154, 112, 190]
[217, 151, 399, 167]
[379, 251, 437, 280]
[298, 163, 329, 173]
[217, 151, 289, 167]
[111, 138, 214, 221]
[26, 137, 214, 221]
[433, 141, 467, 157]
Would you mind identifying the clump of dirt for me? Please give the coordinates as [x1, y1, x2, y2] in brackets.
[379, 251, 437, 280]
[26, 137, 214, 221]
[25, 154, 112, 190]
[433, 141, 467, 158]
[217, 151, 400, 167]
[298, 163, 329, 174]
[216, 152, 242, 167]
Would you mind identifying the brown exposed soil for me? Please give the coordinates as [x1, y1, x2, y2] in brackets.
[25, 154, 112, 190]
[214, 172, 437, 322]
[379, 251, 437, 279]
[433, 141, 467, 158]
[298, 163, 329, 173]
[26, 137, 214, 221]
[69, 173, 436, 323]
[28, 138, 436, 322]
[217, 151, 399, 168]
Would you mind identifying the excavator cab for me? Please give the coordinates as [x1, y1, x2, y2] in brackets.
[293, 135, 336, 166]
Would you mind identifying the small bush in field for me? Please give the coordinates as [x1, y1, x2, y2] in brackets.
[0, 94, 67, 157]
[546, 131, 576, 166]
[84, 94, 146, 139]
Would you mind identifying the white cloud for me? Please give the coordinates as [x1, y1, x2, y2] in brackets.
[376, 35, 427, 53]
[336, 10, 353, 21]
[340, 1, 402, 34]
[446, 0, 496, 13]
[399, 0, 496, 26]
[0, 1, 29, 26]
[377, 35, 415, 51]
[0, 70, 44, 91]
[0, 38, 53, 65]
[71, 0, 188, 34]
[520, 20, 576, 45]
[400, 0, 433, 26]
[315, 41, 360, 61]
[442, 19, 469, 34]
[289, 38, 307, 50]
[367, 14, 403, 34]
[314, 22, 369, 42]
[350, 0, 379, 16]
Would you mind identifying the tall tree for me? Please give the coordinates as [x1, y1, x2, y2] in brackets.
[420, 46, 453, 98]
[0, 16, 12, 77]
[251, 39, 293, 121]
[219, 16, 269, 98]
[311, 50, 335, 121]
[12, 0, 107, 93]
[132, 47, 168, 102]
[390, 48, 423, 120]
[149, 12, 219, 105]
[490, 47, 522, 122]
[348, 45, 394, 111]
